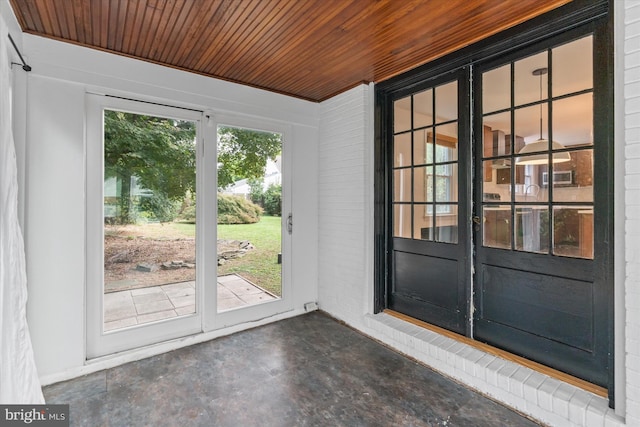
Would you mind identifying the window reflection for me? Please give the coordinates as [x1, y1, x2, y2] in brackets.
[481, 35, 594, 259]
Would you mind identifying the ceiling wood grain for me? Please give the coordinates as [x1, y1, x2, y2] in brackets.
[9, 0, 572, 102]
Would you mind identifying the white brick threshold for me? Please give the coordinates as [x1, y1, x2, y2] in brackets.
[362, 312, 624, 427]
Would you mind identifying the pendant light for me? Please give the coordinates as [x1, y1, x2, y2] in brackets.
[515, 67, 571, 165]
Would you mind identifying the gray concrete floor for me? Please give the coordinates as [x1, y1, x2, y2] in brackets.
[104, 274, 277, 331]
[44, 312, 541, 427]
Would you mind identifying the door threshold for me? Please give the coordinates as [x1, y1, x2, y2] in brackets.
[384, 309, 607, 398]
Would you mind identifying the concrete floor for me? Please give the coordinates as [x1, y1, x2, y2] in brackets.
[104, 274, 277, 331]
[44, 312, 541, 427]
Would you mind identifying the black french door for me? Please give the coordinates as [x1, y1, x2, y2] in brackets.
[473, 30, 611, 388]
[387, 70, 471, 335]
[376, 0, 612, 398]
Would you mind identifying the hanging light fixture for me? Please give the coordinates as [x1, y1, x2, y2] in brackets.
[515, 67, 571, 165]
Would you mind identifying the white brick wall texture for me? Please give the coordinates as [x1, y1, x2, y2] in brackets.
[316, 3, 637, 426]
[627, 1, 640, 426]
[318, 85, 370, 327]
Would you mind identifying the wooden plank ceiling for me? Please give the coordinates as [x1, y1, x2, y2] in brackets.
[9, 0, 572, 102]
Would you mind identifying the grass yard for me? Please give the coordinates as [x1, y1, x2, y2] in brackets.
[215, 216, 282, 296]
[170, 216, 282, 295]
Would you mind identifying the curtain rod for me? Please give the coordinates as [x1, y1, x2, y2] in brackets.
[7, 33, 31, 72]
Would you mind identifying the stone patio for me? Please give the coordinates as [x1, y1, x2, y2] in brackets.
[104, 274, 277, 331]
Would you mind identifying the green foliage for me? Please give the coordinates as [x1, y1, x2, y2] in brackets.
[262, 184, 282, 216]
[217, 126, 281, 189]
[104, 113, 280, 224]
[138, 193, 181, 223]
[104, 110, 196, 223]
[217, 193, 263, 224]
[177, 194, 263, 224]
[248, 178, 264, 206]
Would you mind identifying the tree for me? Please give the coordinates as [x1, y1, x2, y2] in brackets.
[104, 115, 280, 224]
[217, 126, 281, 189]
[262, 184, 282, 216]
[104, 110, 196, 223]
[248, 178, 264, 206]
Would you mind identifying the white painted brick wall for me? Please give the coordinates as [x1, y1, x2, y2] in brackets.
[316, 3, 636, 426]
[627, 1, 640, 426]
[318, 85, 370, 327]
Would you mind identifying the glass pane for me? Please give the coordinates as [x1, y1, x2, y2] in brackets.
[435, 164, 457, 202]
[413, 205, 433, 240]
[394, 168, 411, 202]
[434, 123, 458, 162]
[394, 204, 412, 238]
[553, 206, 593, 259]
[553, 36, 593, 97]
[217, 126, 282, 312]
[514, 52, 547, 107]
[486, 159, 512, 186]
[413, 89, 433, 128]
[482, 160, 508, 201]
[483, 205, 512, 249]
[553, 149, 593, 203]
[515, 103, 548, 160]
[394, 96, 411, 133]
[413, 129, 432, 165]
[514, 163, 548, 202]
[436, 205, 458, 243]
[413, 166, 432, 203]
[483, 64, 510, 113]
[483, 112, 511, 158]
[553, 93, 593, 148]
[435, 81, 457, 123]
[515, 206, 549, 254]
[394, 133, 411, 167]
[103, 110, 197, 331]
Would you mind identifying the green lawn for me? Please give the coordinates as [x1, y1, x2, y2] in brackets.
[170, 216, 282, 296]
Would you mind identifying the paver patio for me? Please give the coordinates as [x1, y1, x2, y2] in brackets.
[104, 274, 277, 331]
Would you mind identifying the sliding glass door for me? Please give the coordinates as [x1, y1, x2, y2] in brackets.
[86, 95, 208, 358]
[86, 97, 292, 358]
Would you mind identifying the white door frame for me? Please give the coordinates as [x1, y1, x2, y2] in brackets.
[86, 94, 206, 358]
[206, 112, 293, 330]
[86, 94, 293, 358]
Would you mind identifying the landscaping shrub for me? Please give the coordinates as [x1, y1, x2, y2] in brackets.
[138, 192, 181, 223]
[263, 184, 282, 216]
[217, 193, 263, 224]
[177, 194, 263, 224]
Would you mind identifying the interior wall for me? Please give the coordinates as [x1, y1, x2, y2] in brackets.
[318, 84, 374, 327]
[622, 1, 640, 424]
[1, 1, 27, 227]
[17, 34, 319, 380]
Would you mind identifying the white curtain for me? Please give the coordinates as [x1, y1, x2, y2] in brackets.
[0, 17, 44, 404]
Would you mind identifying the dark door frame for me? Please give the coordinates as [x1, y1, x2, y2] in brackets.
[374, 0, 614, 404]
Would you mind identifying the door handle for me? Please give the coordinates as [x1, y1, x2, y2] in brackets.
[472, 215, 481, 224]
[287, 213, 293, 235]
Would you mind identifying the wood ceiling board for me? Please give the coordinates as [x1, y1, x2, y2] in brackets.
[8, 0, 573, 102]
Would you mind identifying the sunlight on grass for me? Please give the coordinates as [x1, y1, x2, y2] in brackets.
[216, 216, 282, 296]
[168, 217, 282, 296]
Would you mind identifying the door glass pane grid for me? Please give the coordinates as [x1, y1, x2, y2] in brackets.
[392, 80, 458, 243]
[481, 35, 594, 259]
